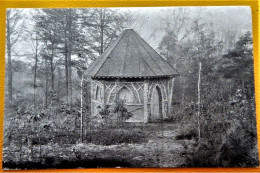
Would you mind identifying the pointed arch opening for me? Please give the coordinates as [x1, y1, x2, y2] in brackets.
[150, 86, 163, 121]
[95, 85, 101, 102]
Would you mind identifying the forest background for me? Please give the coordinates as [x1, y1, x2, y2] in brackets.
[3, 7, 258, 168]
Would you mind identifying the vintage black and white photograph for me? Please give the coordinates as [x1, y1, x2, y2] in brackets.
[3, 6, 259, 169]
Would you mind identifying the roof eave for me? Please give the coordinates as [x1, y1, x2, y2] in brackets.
[90, 74, 179, 80]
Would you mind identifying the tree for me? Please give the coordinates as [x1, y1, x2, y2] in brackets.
[63, 9, 74, 109]
[34, 9, 86, 109]
[84, 8, 129, 55]
[158, 8, 201, 115]
[219, 32, 254, 97]
[60, 9, 91, 109]
[26, 25, 41, 107]
[159, 8, 196, 63]
[34, 10, 58, 108]
[193, 20, 218, 141]
[75, 53, 88, 143]
[6, 9, 24, 106]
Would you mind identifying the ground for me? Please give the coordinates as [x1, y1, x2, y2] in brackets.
[3, 122, 195, 169]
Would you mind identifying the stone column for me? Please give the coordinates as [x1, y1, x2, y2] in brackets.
[168, 77, 175, 116]
[100, 81, 105, 106]
[143, 80, 149, 123]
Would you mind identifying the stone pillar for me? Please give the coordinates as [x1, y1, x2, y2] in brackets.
[143, 81, 149, 123]
[100, 81, 105, 106]
[168, 77, 175, 116]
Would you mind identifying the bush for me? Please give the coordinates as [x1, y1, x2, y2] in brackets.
[180, 103, 259, 167]
[30, 130, 80, 145]
[85, 128, 147, 146]
[181, 140, 219, 167]
[182, 126, 259, 167]
[114, 100, 133, 122]
[176, 130, 197, 140]
[217, 126, 259, 167]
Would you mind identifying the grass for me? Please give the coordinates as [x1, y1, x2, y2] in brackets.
[3, 122, 190, 169]
[175, 130, 197, 140]
[85, 128, 147, 146]
[3, 158, 135, 169]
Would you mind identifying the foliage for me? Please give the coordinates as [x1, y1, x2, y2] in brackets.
[92, 100, 133, 127]
[85, 128, 147, 146]
[218, 31, 254, 98]
[98, 105, 113, 124]
[179, 32, 258, 167]
[114, 100, 133, 122]
[175, 131, 197, 140]
[84, 8, 130, 55]
[4, 8, 258, 168]
[218, 125, 259, 167]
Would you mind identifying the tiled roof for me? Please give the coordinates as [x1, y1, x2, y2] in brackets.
[86, 29, 179, 79]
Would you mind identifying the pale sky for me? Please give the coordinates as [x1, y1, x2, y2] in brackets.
[116, 6, 252, 48]
[10, 6, 252, 62]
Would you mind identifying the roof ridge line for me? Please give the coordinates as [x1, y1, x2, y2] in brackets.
[133, 31, 166, 75]
[120, 31, 130, 76]
[158, 53, 180, 74]
[131, 33, 157, 76]
[141, 56, 156, 75]
[93, 30, 128, 78]
[133, 31, 178, 75]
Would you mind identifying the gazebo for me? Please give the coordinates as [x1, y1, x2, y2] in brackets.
[85, 29, 179, 123]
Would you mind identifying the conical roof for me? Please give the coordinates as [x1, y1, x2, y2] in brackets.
[86, 29, 179, 79]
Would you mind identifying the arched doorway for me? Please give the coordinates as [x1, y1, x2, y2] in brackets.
[150, 86, 163, 121]
[95, 85, 101, 102]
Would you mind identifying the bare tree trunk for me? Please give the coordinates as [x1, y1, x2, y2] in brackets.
[80, 71, 84, 143]
[168, 63, 177, 115]
[50, 24, 57, 92]
[68, 38, 72, 110]
[66, 9, 73, 110]
[6, 11, 13, 106]
[6, 10, 23, 106]
[197, 61, 202, 141]
[33, 34, 38, 107]
[100, 9, 104, 54]
[57, 66, 61, 110]
[50, 43, 55, 92]
[44, 58, 48, 108]
[64, 38, 69, 107]
[182, 78, 186, 114]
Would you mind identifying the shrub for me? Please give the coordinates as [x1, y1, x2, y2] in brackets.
[114, 100, 133, 122]
[180, 101, 259, 167]
[176, 130, 197, 140]
[176, 120, 198, 141]
[92, 101, 133, 128]
[85, 128, 147, 146]
[217, 125, 259, 167]
[182, 140, 219, 167]
[30, 130, 80, 145]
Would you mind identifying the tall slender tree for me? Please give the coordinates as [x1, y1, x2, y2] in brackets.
[6, 9, 24, 106]
[85, 8, 129, 55]
[158, 8, 197, 115]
